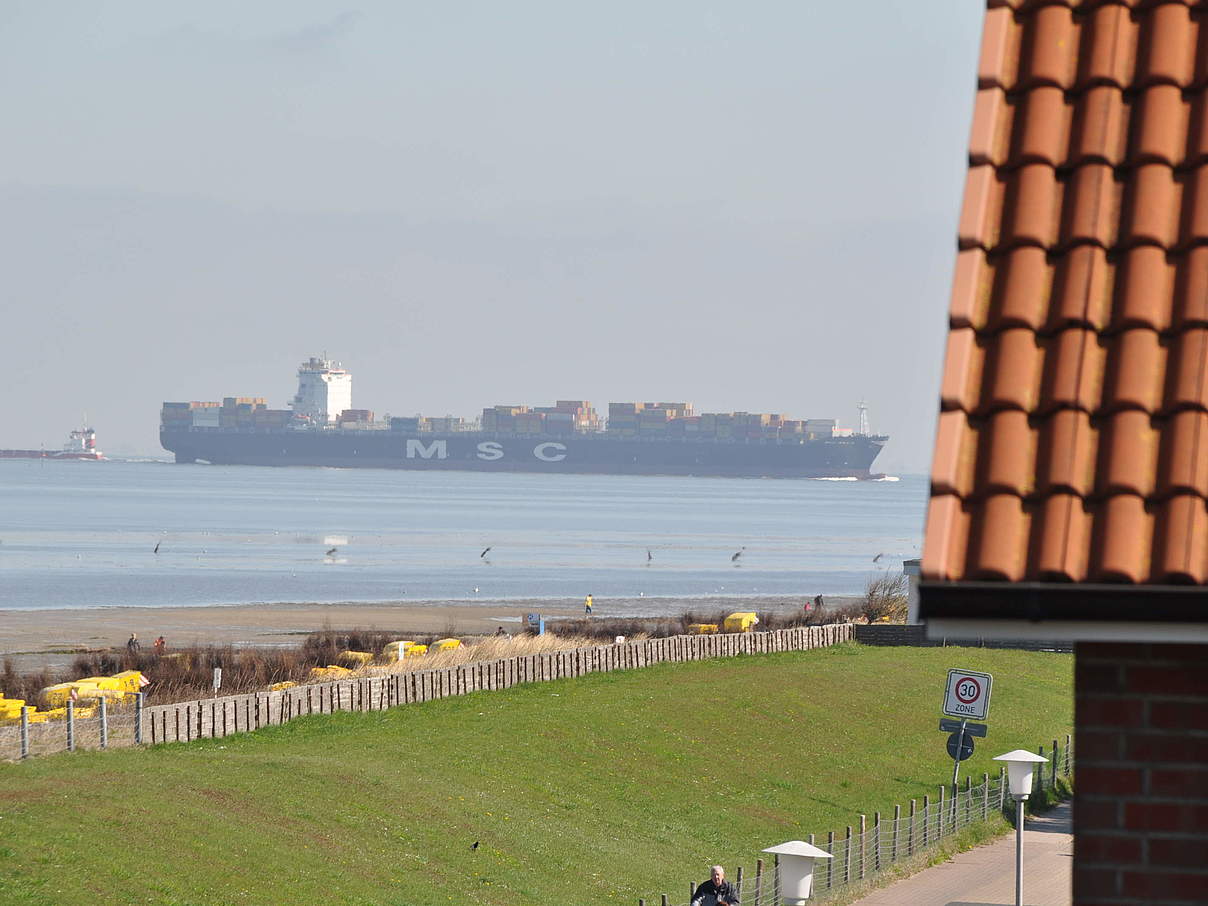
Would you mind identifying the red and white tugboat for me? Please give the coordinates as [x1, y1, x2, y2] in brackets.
[0, 427, 106, 460]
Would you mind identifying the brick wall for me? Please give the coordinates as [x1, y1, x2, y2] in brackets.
[1074, 643, 1208, 906]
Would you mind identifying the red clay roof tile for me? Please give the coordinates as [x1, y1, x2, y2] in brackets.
[1138, 3, 1199, 87]
[1070, 85, 1129, 165]
[981, 409, 1038, 494]
[1033, 492, 1092, 582]
[993, 246, 1053, 329]
[925, 1, 1208, 589]
[1157, 409, 1208, 495]
[969, 493, 1032, 579]
[1061, 163, 1120, 247]
[1049, 245, 1113, 329]
[1088, 492, 1152, 582]
[1113, 245, 1173, 331]
[1153, 492, 1208, 583]
[985, 328, 1044, 411]
[1135, 83, 1188, 164]
[1020, 5, 1079, 89]
[1171, 246, 1208, 326]
[1096, 408, 1160, 495]
[1036, 408, 1097, 495]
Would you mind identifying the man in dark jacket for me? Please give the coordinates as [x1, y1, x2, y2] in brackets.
[690, 865, 739, 906]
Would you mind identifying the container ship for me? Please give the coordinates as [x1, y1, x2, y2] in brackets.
[159, 358, 888, 479]
[0, 427, 105, 461]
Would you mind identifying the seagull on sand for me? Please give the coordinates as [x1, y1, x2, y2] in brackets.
[731, 547, 745, 563]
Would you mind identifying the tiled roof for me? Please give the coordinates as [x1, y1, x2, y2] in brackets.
[924, 0, 1208, 587]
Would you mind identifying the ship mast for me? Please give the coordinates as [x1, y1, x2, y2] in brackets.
[856, 400, 870, 436]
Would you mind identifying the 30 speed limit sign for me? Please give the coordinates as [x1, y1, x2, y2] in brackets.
[943, 669, 993, 720]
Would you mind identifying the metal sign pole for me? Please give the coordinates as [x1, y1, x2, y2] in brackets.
[950, 718, 968, 825]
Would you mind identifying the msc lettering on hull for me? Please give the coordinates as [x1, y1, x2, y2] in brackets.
[406, 439, 447, 459]
[402, 439, 570, 463]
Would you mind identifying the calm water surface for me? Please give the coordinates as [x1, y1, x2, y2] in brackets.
[0, 460, 926, 610]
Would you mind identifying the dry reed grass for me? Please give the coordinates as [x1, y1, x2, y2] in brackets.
[2, 604, 853, 708]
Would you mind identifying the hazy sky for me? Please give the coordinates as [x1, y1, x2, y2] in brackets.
[2, 2, 981, 472]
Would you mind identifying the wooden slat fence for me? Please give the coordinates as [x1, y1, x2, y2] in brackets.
[2, 625, 853, 759]
[142, 624, 853, 747]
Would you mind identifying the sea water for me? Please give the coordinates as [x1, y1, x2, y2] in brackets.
[0, 460, 926, 611]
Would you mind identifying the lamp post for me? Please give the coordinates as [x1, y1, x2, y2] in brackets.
[993, 749, 1049, 906]
[761, 841, 833, 904]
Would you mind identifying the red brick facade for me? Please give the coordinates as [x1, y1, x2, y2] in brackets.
[1075, 643, 1208, 905]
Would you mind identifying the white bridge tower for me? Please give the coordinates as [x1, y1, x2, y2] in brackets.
[290, 356, 352, 424]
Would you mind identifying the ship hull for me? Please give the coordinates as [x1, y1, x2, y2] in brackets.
[160, 427, 886, 479]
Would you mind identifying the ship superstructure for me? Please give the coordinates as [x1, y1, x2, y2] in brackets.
[159, 358, 887, 478]
[290, 357, 352, 425]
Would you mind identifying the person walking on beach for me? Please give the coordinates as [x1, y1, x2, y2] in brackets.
[126, 633, 140, 654]
[153, 635, 166, 655]
[584, 594, 593, 615]
[690, 865, 739, 906]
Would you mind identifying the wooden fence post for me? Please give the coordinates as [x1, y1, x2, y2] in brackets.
[937, 785, 945, 837]
[873, 811, 881, 872]
[999, 765, 1007, 813]
[19, 706, 29, 759]
[964, 776, 971, 827]
[66, 701, 75, 752]
[858, 814, 866, 879]
[892, 804, 900, 862]
[1065, 733, 1072, 774]
[661, 895, 668, 906]
[982, 772, 989, 821]
[135, 692, 144, 744]
[826, 832, 835, 889]
[908, 799, 916, 855]
[753, 858, 763, 906]
[1052, 738, 1059, 788]
[921, 795, 929, 848]
[843, 825, 852, 884]
[1036, 745, 1045, 796]
[735, 866, 743, 900]
[99, 698, 109, 749]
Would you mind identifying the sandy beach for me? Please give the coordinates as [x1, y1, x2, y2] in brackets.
[0, 595, 855, 672]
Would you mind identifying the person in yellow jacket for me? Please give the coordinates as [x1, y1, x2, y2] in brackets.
[584, 594, 593, 615]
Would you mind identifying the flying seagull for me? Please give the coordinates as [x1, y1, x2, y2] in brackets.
[731, 547, 745, 563]
[872, 553, 883, 563]
[326, 547, 338, 556]
[647, 549, 653, 562]
[153, 541, 160, 554]
[480, 546, 492, 558]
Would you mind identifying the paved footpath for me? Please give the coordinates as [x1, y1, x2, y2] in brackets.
[848, 801, 1072, 906]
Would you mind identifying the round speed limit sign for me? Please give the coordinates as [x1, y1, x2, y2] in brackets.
[943, 669, 993, 720]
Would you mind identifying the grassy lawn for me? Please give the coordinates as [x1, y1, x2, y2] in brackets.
[0, 643, 1071, 905]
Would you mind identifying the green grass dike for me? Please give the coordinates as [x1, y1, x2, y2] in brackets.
[0, 643, 1071, 905]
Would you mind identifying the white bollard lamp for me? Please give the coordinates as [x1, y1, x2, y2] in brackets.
[994, 749, 1049, 906]
[761, 840, 833, 904]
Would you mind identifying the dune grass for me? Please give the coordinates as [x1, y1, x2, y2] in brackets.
[0, 643, 1071, 906]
